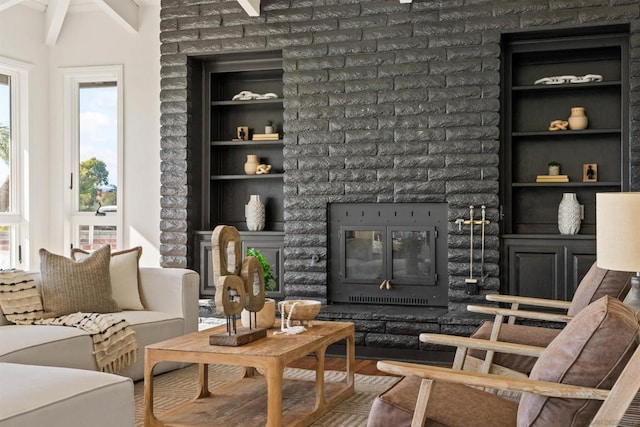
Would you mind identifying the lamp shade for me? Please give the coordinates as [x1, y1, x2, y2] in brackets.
[596, 192, 640, 272]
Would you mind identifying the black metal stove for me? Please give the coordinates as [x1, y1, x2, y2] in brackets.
[328, 203, 448, 307]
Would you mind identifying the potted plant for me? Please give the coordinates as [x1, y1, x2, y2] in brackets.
[548, 161, 560, 176]
[241, 248, 277, 328]
[265, 120, 274, 134]
[247, 247, 276, 291]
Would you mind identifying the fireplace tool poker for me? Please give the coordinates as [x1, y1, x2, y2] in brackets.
[455, 205, 491, 295]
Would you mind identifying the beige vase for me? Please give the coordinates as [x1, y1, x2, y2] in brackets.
[244, 154, 259, 174]
[568, 107, 588, 130]
[241, 298, 276, 329]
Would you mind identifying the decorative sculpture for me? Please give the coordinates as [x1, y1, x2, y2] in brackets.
[209, 225, 268, 346]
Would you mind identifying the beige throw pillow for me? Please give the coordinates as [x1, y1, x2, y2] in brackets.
[39, 245, 120, 318]
[72, 246, 145, 310]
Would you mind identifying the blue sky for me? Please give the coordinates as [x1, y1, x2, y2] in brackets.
[79, 85, 117, 188]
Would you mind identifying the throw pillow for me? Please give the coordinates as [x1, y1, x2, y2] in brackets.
[518, 296, 639, 426]
[0, 270, 44, 324]
[72, 246, 145, 311]
[39, 245, 120, 318]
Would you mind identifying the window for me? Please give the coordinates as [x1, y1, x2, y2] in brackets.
[62, 66, 123, 251]
[0, 57, 31, 269]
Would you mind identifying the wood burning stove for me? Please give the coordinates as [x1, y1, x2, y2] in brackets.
[328, 203, 448, 307]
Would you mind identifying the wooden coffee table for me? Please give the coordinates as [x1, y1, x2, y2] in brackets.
[144, 320, 355, 427]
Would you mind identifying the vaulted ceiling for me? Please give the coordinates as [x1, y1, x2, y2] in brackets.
[1, 0, 412, 45]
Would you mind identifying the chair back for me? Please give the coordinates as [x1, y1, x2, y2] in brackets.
[567, 262, 632, 316]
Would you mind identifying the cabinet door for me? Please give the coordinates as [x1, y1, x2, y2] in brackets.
[505, 241, 564, 300]
[194, 233, 215, 296]
[566, 240, 596, 297]
[241, 232, 284, 298]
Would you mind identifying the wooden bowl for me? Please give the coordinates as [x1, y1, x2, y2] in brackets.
[279, 300, 321, 323]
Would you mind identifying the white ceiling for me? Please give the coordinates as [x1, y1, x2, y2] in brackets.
[2, 0, 411, 45]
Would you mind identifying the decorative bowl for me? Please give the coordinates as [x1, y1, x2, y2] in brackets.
[279, 300, 321, 325]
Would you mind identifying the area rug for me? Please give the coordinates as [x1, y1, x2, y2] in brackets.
[134, 364, 399, 426]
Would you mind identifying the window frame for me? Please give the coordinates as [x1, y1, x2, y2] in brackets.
[0, 56, 32, 268]
[61, 65, 124, 251]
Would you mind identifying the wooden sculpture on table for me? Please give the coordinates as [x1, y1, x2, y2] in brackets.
[209, 225, 268, 346]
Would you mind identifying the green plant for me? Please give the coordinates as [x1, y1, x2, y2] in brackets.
[247, 248, 276, 291]
[266, 120, 273, 126]
[548, 161, 560, 166]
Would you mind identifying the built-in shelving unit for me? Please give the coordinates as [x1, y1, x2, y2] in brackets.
[192, 51, 285, 297]
[500, 26, 629, 300]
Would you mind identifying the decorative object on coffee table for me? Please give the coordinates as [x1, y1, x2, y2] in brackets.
[583, 163, 598, 182]
[245, 195, 265, 231]
[558, 193, 581, 235]
[210, 225, 267, 346]
[278, 299, 321, 326]
[596, 192, 640, 312]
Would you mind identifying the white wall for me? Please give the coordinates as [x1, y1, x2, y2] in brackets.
[0, 3, 162, 268]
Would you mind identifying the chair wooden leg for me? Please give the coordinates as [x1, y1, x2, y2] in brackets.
[412, 378, 434, 427]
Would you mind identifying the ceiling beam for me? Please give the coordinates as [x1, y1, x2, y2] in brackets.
[0, 0, 25, 12]
[95, 0, 138, 33]
[236, 0, 260, 17]
[45, 0, 70, 46]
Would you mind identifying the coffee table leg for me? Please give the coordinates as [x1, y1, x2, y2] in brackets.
[346, 334, 355, 387]
[144, 351, 158, 427]
[197, 363, 210, 398]
[265, 360, 284, 427]
[314, 348, 327, 410]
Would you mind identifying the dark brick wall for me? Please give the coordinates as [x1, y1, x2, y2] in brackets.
[159, 0, 640, 320]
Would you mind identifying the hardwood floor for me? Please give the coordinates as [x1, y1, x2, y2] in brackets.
[286, 356, 399, 376]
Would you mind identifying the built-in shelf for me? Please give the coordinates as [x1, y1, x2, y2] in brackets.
[512, 129, 621, 137]
[512, 182, 621, 187]
[512, 81, 621, 91]
[211, 140, 283, 146]
[211, 174, 284, 180]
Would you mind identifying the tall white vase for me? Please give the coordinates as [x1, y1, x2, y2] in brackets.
[558, 193, 581, 235]
[245, 195, 265, 231]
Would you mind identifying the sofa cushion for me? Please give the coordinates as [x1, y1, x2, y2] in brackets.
[518, 296, 639, 426]
[567, 263, 632, 316]
[0, 270, 44, 323]
[469, 322, 561, 374]
[72, 246, 144, 311]
[367, 375, 518, 427]
[39, 245, 120, 318]
[0, 310, 184, 381]
[0, 363, 134, 427]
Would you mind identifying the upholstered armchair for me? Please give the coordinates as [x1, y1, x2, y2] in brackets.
[367, 296, 640, 427]
[465, 262, 632, 375]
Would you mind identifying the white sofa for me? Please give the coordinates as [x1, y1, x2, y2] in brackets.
[0, 363, 135, 427]
[0, 267, 200, 381]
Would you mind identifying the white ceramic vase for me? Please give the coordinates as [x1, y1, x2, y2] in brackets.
[558, 193, 581, 235]
[245, 195, 265, 231]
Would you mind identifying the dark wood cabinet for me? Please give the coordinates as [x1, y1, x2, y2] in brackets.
[503, 236, 596, 301]
[500, 26, 629, 299]
[191, 51, 284, 297]
[194, 231, 284, 298]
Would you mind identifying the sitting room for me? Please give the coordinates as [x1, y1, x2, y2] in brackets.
[2, 0, 640, 425]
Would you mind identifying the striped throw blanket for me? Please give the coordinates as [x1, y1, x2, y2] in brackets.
[0, 270, 138, 373]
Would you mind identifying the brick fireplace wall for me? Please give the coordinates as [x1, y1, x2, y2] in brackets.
[160, 1, 640, 341]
